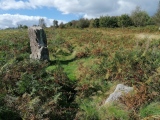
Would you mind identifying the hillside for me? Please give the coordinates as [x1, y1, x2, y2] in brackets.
[0, 27, 160, 120]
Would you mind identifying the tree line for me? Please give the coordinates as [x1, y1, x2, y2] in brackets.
[63, 6, 160, 29]
[51, 3, 160, 29]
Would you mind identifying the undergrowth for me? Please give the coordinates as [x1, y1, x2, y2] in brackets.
[0, 27, 160, 119]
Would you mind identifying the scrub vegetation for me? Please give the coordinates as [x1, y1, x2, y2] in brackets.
[0, 26, 160, 120]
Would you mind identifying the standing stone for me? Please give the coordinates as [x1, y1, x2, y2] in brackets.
[28, 26, 49, 61]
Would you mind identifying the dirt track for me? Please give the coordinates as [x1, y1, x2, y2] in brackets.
[135, 33, 160, 40]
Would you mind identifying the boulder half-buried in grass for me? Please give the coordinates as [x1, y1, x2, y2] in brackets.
[105, 84, 133, 104]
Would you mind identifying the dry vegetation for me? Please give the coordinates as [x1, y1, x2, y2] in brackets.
[0, 27, 160, 120]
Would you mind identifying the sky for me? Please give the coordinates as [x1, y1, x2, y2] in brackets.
[0, 0, 159, 29]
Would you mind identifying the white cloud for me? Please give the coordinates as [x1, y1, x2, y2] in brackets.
[0, 0, 158, 17]
[0, 0, 55, 10]
[55, 0, 158, 16]
[0, 14, 65, 29]
[0, 0, 31, 10]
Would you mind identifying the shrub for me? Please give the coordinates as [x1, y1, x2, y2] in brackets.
[0, 60, 77, 119]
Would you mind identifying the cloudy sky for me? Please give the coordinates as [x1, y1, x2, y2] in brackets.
[0, 0, 159, 29]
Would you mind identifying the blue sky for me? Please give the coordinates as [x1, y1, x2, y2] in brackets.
[0, 7, 78, 21]
[0, 0, 159, 29]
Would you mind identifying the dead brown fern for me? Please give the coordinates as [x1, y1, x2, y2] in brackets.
[120, 83, 151, 110]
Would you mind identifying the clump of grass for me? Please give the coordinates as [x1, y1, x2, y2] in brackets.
[139, 102, 160, 118]
[99, 103, 129, 120]
[76, 99, 99, 120]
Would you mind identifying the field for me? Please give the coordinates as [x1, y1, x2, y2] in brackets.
[0, 27, 160, 120]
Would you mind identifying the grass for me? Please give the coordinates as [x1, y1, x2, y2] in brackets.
[46, 61, 78, 81]
[100, 103, 129, 120]
[140, 102, 160, 118]
[46, 57, 97, 81]
[63, 61, 78, 81]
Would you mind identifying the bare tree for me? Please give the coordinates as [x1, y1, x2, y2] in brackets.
[39, 18, 46, 28]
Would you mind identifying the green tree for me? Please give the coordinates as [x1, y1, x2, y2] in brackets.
[71, 20, 78, 28]
[99, 16, 118, 28]
[99, 16, 110, 27]
[17, 24, 28, 29]
[39, 18, 46, 28]
[89, 18, 100, 28]
[89, 19, 94, 28]
[23, 25, 28, 29]
[66, 22, 72, 28]
[118, 14, 133, 28]
[93, 18, 100, 28]
[77, 18, 90, 28]
[59, 22, 65, 29]
[153, 1, 160, 26]
[53, 20, 58, 28]
[131, 6, 151, 27]
[109, 16, 118, 28]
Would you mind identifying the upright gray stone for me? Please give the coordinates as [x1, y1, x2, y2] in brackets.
[28, 26, 49, 61]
